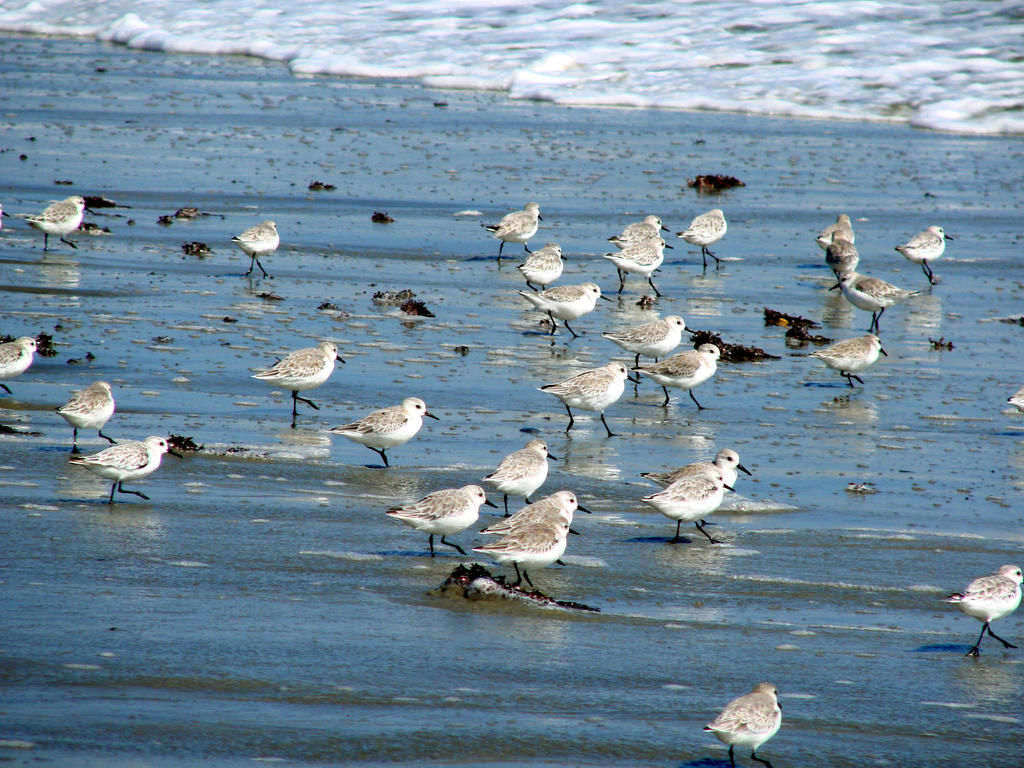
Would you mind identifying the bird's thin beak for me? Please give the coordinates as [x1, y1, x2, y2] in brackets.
[660, 225, 669, 232]
[738, 463, 752, 476]
[577, 503, 592, 514]
[336, 355, 345, 363]
[880, 347, 888, 356]
[828, 283, 840, 291]
[568, 527, 581, 535]
[537, 215, 544, 221]
[599, 294, 613, 302]
[425, 411, 440, 420]
[724, 483, 735, 492]
[627, 374, 641, 384]
[484, 499, 498, 508]
[663, 242, 674, 249]
[944, 234, 954, 241]
[547, 452, 559, 461]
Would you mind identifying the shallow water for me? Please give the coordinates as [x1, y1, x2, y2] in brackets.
[2, 35, 1024, 766]
[1, 0, 1023, 134]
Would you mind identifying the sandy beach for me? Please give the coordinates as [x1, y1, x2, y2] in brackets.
[2, 33, 1024, 766]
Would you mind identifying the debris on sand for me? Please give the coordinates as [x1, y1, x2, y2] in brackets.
[182, 241, 212, 257]
[687, 174, 745, 193]
[929, 337, 954, 350]
[371, 211, 395, 223]
[79, 221, 111, 236]
[83, 195, 128, 209]
[688, 329, 779, 362]
[784, 325, 832, 346]
[308, 180, 336, 191]
[400, 299, 435, 318]
[432, 564, 599, 612]
[372, 289, 415, 306]
[158, 207, 221, 225]
[168, 434, 204, 452]
[764, 307, 819, 328]
[35, 332, 57, 357]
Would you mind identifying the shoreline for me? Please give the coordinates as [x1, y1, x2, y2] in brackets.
[2, 29, 1019, 140]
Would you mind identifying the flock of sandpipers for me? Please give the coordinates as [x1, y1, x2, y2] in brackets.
[0, 194, 1019, 768]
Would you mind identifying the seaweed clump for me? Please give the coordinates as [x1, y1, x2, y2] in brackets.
[688, 329, 779, 363]
[687, 174, 745, 193]
[168, 434, 204, 452]
[763, 307, 831, 346]
[433, 563, 599, 612]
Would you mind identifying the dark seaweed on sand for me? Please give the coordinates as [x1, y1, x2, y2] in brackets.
[83, 195, 128, 209]
[182, 241, 212, 257]
[434, 564, 599, 612]
[687, 174, 745, 192]
[764, 307, 819, 328]
[688, 329, 779, 362]
[168, 434, 204, 452]
[400, 299, 434, 317]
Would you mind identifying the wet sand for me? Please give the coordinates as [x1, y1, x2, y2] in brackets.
[2, 34, 1024, 766]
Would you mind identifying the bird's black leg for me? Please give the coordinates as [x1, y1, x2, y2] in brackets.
[967, 622, 988, 656]
[750, 749, 774, 768]
[523, 243, 532, 254]
[727, 745, 737, 768]
[987, 623, 1017, 649]
[546, 311, 558, 335]
[295, 392, 320, 410]
[521, 569, 535, 589]
[61, 235, 78, 249]
[512, 562, 523, 587]
[648, 276, 661, 297]
[706, 247, 720, 267]
[0, 382, 11, 394]
[98, 429, 117, 444]
[428, 534, 435, 557]
[661, 386, 671, 406]
[563, 320, 580, 338]
[370, 447, 390, 467]
[563, 403, 576, 433]
[440, 536, 466, 555]
[497, 241, 505, 258]
[599, 412, 616, 438]
[617, 268, 625, 294]
[502, 494, 510, 517]
[689, 389, 704, 409]
[43, 233, 50, 251]
[116, 482, 150, 501]
[694, 520, 722, 544]
[71, 427, 80, 453]
[923, 261, 934, 284]
[669, 520, 683, 543]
